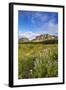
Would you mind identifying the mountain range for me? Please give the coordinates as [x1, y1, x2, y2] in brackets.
[19, 34, 58, 43]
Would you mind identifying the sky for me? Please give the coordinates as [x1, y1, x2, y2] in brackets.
[18, 10, 58, 40]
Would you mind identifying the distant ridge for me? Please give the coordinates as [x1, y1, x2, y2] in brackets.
[19, 37, 29, 43]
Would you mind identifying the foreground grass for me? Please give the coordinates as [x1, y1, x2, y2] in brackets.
[18, 43, 58, 79]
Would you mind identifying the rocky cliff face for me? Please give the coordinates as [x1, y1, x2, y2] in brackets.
[32, 34, 58, 42]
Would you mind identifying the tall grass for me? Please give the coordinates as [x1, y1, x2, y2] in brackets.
[18, 43, 58, 79]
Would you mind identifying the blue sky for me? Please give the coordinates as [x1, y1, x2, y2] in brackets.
[18, 10, 58, 40]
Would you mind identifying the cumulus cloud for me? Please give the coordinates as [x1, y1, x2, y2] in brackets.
[19, 31, 40, 40]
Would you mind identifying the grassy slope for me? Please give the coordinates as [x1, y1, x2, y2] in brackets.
[18, 43, 58, 79]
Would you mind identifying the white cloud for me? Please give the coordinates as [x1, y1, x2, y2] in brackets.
[31, 12, 49, 24]
[19, 31, 40, 40]
[39, 18, 58, 36]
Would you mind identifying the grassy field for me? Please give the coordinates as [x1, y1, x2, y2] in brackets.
[18, 43, 58, 79]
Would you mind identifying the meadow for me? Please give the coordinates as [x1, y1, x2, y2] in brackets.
[18, 43, 58, 79]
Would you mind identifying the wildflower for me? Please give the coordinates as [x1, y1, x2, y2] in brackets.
[30, 69, 32, 74]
